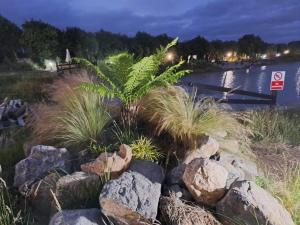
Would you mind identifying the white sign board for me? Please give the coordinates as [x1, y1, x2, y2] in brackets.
[270, 71, 285, 91]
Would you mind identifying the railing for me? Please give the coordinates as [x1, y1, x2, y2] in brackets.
[181, 82, 277, 106]
[56, 62, 79, 74]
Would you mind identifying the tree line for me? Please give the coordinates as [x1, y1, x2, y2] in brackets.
[1, 15, 300, 65]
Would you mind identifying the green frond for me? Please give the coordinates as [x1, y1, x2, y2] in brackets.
[80, 82, 115, 99]
[125, 55, 159, 93]
[74, 57, 116, 89]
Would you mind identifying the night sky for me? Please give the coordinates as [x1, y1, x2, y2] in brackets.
[1, 0, 299, 43]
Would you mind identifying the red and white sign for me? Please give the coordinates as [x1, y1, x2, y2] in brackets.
[270, 71, 285, 90]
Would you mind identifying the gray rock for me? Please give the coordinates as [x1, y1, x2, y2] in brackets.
[165, 164, 186, 186]
[218, 152, 258, 180]
[163, 184, 193, 201]
[14, 145, 71, 189]
[184, 136, 219, 164]
[216, 180, 295, 225]
[49, 209, 105, 225]
[28, 172, 61, 222]
[217, 160, 245, 189]
[99, 160, 164, 225]
[56, 171, 101, 209]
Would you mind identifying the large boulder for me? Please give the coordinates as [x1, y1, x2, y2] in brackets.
[81, 144, 132, 179]
[182, 158, 228, 206]
[217, 180, 295, 225]
[99, 160, 164, 225]
[184, 136, 219, 164]
[55, 171, 101, 209]
[14, 145, 71, 189]
[49, 209, 105, 225]
[159, 195, 222, 225]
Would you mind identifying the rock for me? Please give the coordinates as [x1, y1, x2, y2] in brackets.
[49, 209, 105, 225]
[219, 139, 240, 154]
[218, 152, 258, 180]
[99, 160, 164, 225]
[163, 184, 193, 201]
[14, 145, 71, 189]
[165, 164, 186, 186]
[55, 171, 101, 209]
[27, 172, 61, 222]
[184, 136, 219, 164]
[182, 158, 228, 206]
[216, 160, 245, 189]
[217, 180, 295, 225]
[159, 195, 222, 225]
[81, 144, 132, 179]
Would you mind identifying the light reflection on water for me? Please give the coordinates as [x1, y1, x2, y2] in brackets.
[182, 61, 300, 106]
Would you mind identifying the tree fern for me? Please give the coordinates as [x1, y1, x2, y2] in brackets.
[75, 38, 191, 108]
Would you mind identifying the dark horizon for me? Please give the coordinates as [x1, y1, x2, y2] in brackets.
[1, 0, 300, 43]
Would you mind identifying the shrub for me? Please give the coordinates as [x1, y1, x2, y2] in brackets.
[31, 73, 112, 148]
[140, 86, 249, 153]
[247, 109, 300, 145]
[130, 136, 162, 161]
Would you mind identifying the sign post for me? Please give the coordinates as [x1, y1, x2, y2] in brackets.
[270, 71, 285, 91]
[270, 71, 285, 107]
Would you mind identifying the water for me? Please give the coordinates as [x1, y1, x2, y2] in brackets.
[182, 61, 300, 108]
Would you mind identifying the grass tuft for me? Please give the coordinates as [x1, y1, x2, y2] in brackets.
[130, 136, 162, 161]
[140, 86, 249, 154]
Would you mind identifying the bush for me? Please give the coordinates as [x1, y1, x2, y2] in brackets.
[140, 86, 249, 154]
[130, 136, 162, 161]
[31, 73, 112, 148]
[247, 109, 300, 145]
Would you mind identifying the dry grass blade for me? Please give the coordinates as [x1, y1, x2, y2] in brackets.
[159, 194, 222, 225]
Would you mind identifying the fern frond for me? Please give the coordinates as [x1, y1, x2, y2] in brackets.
[125, 55, 159, 93]
[80, 82, 116, 99]
[74, 57, 116, 89]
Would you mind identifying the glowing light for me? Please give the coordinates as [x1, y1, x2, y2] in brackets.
[211, 59, 216, 63]
[276, 53, 281, 57]
[44, 59, 56, 72]
[166, 52, 174, 61]
[283, 49, 290, 55]
[261, 66, 266, 70]
[261, 54, 267, 59]
[226, 51, 232, 57]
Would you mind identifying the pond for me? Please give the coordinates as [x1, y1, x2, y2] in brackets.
[182, 61, 300, 108]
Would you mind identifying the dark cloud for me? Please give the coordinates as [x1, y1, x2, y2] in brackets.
[0, 0, 299, 43]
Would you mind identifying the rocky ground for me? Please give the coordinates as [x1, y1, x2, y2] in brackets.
[5, 134, 296, 225]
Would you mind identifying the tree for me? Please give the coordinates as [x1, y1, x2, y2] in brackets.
[21, 20, 61, 63]
[75, 38, 190, 125]
[179, 36, 210, 61]
[238, 34, 267, 58]
[0, 15, 22, 62]
[62, 27, 98, 62]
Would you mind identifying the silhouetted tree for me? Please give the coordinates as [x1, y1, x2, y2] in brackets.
[0, 15, 22, 62]
[238, 34, 267, 58]
[21, 20, 62, 63]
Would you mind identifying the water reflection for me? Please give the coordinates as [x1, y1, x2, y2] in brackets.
[182, 61, 300, 106]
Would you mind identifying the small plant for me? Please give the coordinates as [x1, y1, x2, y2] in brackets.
[112, 120, 139, 145]
[130, 136, 162, 161]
